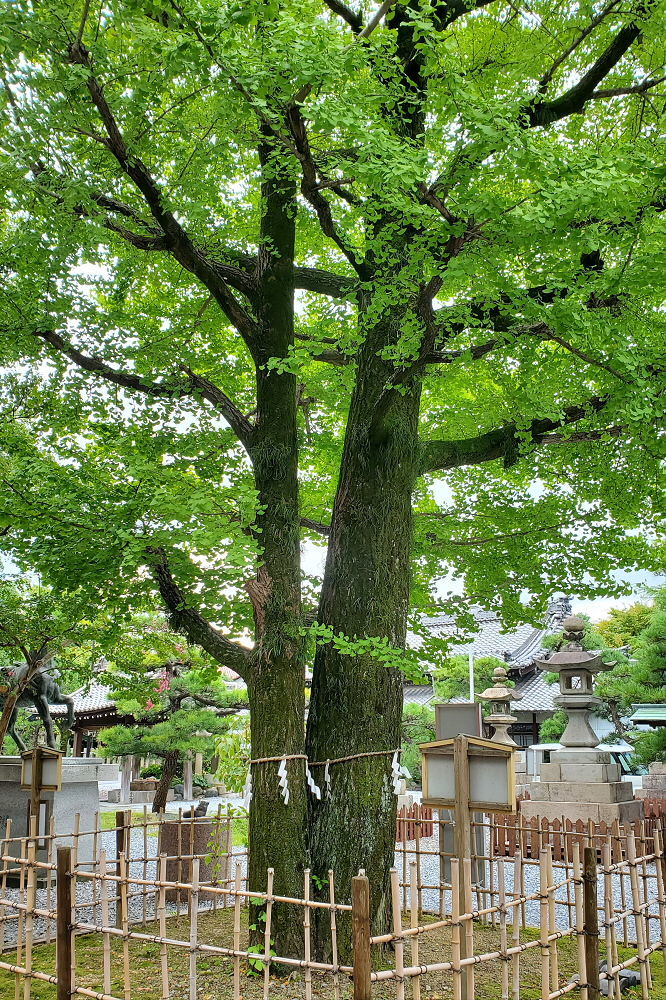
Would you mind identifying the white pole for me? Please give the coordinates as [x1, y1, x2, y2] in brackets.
[468, 651, 474, 702]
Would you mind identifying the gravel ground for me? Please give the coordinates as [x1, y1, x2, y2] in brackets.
[1, 821, 659, 950]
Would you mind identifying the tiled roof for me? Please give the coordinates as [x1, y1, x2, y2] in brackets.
[511, 671, 557, 714]
[51, 665, 242, 716]
[630, 704, 666, 724]
[50, 680, 116, 716]
[403, 683, 436, 705]
[419, 598, 571, 669]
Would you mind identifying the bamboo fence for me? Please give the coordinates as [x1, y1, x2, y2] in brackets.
[0, 810, 664, 1000]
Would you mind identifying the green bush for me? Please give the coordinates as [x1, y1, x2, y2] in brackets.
[401, 704, 436, 785]
[140, 765, 162, 780]
[539, 710, 568, 743]
[632, 728, 666, 768]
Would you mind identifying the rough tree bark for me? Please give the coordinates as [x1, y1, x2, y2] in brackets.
[152, 749, 180, 813]
[306, 308, 422, 955]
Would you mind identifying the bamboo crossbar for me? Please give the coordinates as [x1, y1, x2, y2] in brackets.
[1, 814, 664, 1000]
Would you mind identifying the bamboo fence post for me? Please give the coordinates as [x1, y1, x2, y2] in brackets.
[437, 812, 445, 918]
[352, 872, 371, 1000]
[627, 831, 650, 999]
[583, 846, 600, 1000]
[639, 821, 652, 959]
[402, 814, 408, 910]
[390, 867, 405, 1000]
[519, 816, 527, 929]
[573, 844, 589, 1000]
[263, 867, 275, 1000]
[189, 857, 200, 1000]
[91, 810, 99, 926]
[654, 827, 666, 978]
[451, 859, 462, 1000]
[115, 810, 128, 930]
[22, 818, 37, 1000]
[328, 870, 341, 1000]
[489, 821, 496, 927]
[539, 848, 550, 1000]
[618, 823, 629, 947]
[497, 860, 509, 1000]
[15, 831, 26, 1000]
[142, 805, 149, 926]
[176, 808, 183, 918]
[158, 853, 170, 1000]
[602, 841, 621, 999]
[119, 852, 131, 1000]
[70, 812, 80, 987]
[462, 857, 474, 1000]
[546, 845, 558, 995]
[56, 846, 72, 1000]
[99, 848, 112, 998]
[415, 809, 423, 917]
[304, 868, 312, 1000]
[0, 818, 11, 953]
[410, 860, 420, 1000]
[233, 863, 242, 1000]
[45, 815, 55, 946]
[511, 853, 521, 1000]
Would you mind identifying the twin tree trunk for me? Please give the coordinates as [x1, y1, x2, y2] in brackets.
[306, 314, 421, 956]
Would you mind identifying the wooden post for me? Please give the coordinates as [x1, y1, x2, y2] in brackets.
[453, 736, 472, 1000]
[120, 757, 132, 804]
[352, 873, 371, 1000]
[115, 809, 129, 929]
[56, 847, 72, 1000]
[29, 749, 43, 827]
[583, 846, 600, 1000]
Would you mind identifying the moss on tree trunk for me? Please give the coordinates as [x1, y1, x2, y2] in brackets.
[307, 312, 421, 958]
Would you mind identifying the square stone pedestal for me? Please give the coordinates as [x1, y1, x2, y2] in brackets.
[0, 756, 119, 872]
[520, 749, 644, 825]
[636, 761, 666, 799]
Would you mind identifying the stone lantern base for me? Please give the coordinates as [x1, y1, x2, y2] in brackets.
[520, 749, 644, 826]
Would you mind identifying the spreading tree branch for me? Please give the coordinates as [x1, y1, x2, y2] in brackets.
[417, 395, 611, 475]
[145, 546, 252, 679]
[34, 329, 255, 451]
[68, 40, 259, 357]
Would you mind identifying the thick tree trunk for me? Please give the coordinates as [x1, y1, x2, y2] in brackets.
[245, 139, 308, 956]
[152, 750, 179, 813]
[306, 312, 421, 958]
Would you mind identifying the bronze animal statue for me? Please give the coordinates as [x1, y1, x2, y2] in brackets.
[0, 661, 75, 751]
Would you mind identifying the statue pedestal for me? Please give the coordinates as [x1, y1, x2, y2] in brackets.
[521, 749, 643, 825]
[0, 756, 119, 872]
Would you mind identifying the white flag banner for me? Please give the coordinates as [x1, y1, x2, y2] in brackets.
[243, 769, 252, 808]
[277, 757, 290, 805]
[306, 764, 322, 800]
[391, 750, 403, 795]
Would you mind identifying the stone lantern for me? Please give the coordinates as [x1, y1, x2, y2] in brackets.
[521, 612, 643, 826]
[478, 664, 521, 746]
[534, 614, 613, 748]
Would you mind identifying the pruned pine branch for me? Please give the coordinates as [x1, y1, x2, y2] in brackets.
[417, 395, 611, 475]
[145, 546, 252, 679]
[68, 41, 259, 357]
[34, 330, 255, 451]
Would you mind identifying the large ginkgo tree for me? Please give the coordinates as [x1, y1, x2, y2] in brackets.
[0, 0, 664, 953]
